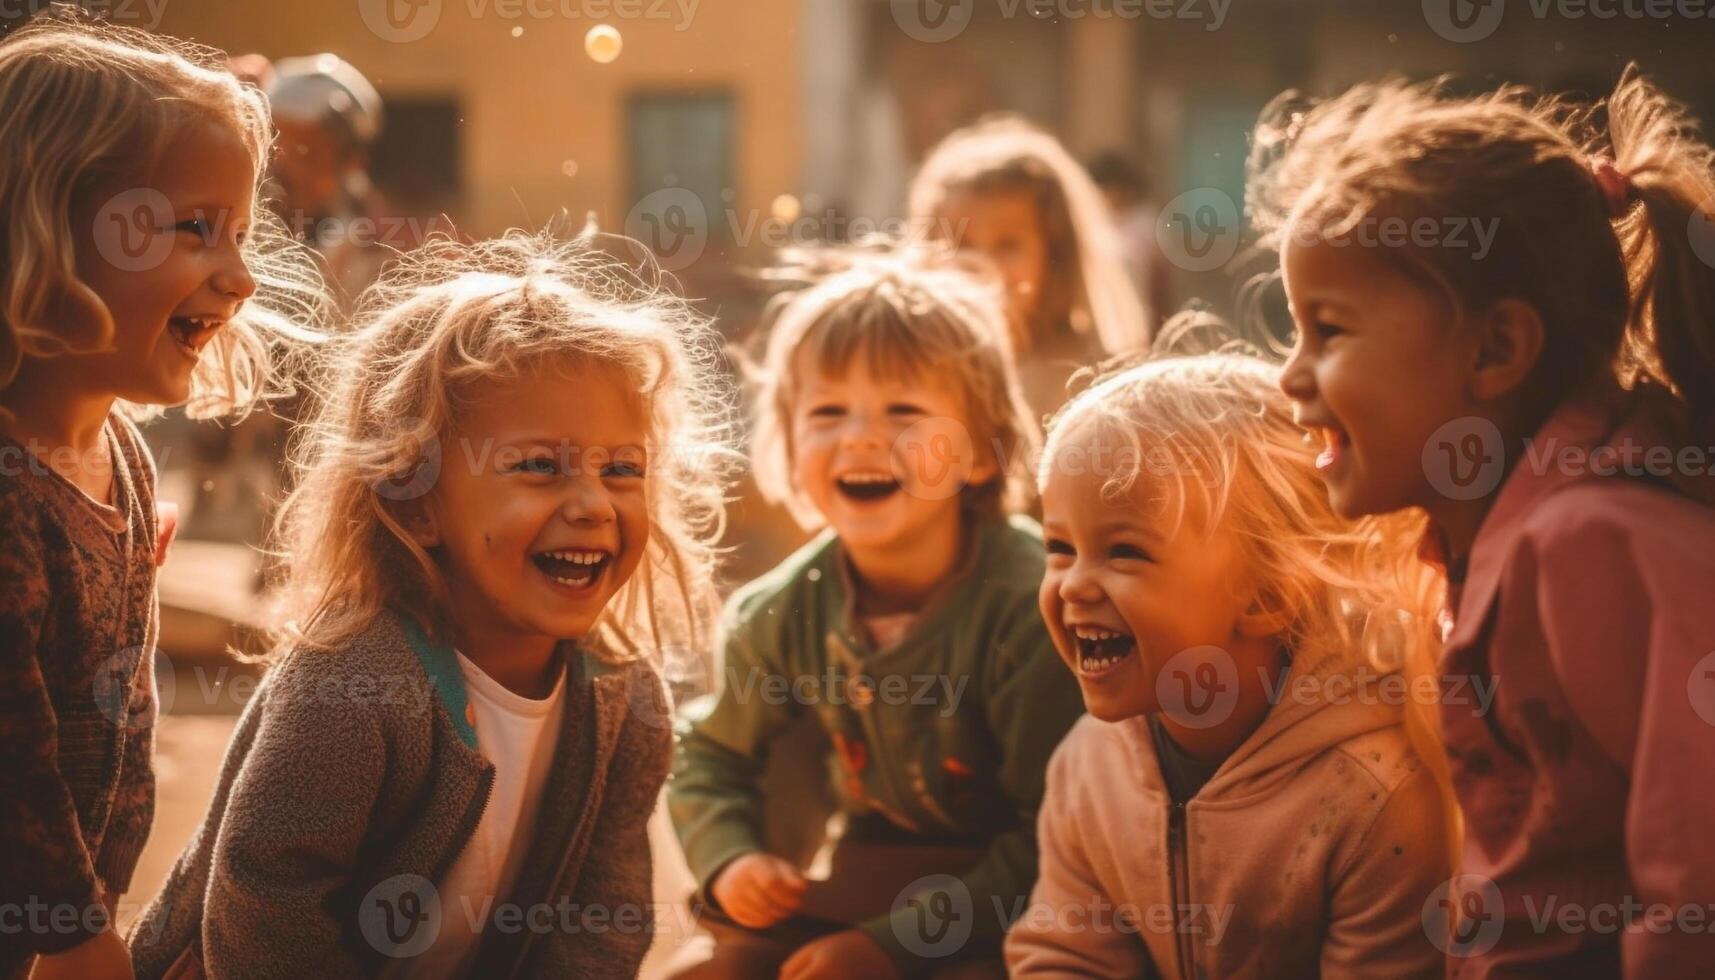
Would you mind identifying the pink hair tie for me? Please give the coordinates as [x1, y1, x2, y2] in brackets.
[1591, 158, 1633, 218]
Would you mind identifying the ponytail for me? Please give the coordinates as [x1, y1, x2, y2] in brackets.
[1607, 65, 1715, 426]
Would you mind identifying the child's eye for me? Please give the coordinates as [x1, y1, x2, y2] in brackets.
[1111, 543, 1153, 562]
[1045, 538, 1075, 556]
[807, 404, 845, 420]
[1313, 321, 1346, 341]
[887, 403, 928, 417]
[516, 456, 559, 476]
[177, 218, 212, 238]
[604, 460, 645, 479]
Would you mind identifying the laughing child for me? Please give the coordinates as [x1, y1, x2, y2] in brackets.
[129, 231, 733, 978]
[668, 249, 1085, 979]
[1007, 347, 1450, 978]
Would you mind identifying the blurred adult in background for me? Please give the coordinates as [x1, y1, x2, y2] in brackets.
[265, 53, 386, 302]
[1087, 150, 1173, 336]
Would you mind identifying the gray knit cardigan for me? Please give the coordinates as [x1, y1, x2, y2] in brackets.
[128, 613, 672, 979]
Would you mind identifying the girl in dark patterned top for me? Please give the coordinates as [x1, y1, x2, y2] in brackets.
[0, 13, 322, 979]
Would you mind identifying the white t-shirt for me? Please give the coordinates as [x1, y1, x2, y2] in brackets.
[387, 652, 567, 979]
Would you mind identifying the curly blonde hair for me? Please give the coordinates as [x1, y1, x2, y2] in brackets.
[908, 115, 1150, 356]
[0, 11, 326, 421]
[1247, 65, 1715, 427]
[746, 245, 1041, 529]
[1041, 323, 1451, 850]
[271, 229, 737, 674]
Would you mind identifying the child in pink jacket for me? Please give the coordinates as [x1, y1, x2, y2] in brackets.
[1263, 67, 1715, 976]
[1007, 349, 1451, 979]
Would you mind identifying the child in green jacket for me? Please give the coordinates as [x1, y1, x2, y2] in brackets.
[668, 248, 1086, 979]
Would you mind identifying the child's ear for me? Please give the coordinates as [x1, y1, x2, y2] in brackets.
[1237, 594, 1291, 639]
[394, 498, 442, 549]
[1468, 298, 1545, 401]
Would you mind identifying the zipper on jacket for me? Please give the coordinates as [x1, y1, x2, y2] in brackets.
[425, 763, 496, 955]
[1166, 800, 1196, 980]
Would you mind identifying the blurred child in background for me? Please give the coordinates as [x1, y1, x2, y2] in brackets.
[1258, 67, 1715, 976]
[130, 231, 733, 978]
[909, 117, 1151, 418]
[668, 248, 1084, 979]
[0, 14, 320, 979]
[1007, 334, 1449, 978]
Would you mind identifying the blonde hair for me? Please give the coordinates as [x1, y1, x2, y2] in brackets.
[272, 229, 736, 675]
[747, 246, 1040, 529]
[908, 115, 1150, 356]
[0, 11, 326, 421]
[1041, 317, 1453, 854]
[1248, 65, 1715, 428]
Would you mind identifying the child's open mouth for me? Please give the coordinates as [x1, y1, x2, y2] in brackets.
[1070, 624, 1137, 678]
[835, 470, 902, 503]
[1311, 426, 1349, 473]
[530, 547, 611, 592]
[167, 316, 224, 359]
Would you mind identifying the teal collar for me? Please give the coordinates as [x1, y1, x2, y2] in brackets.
[397, 613, 479, 749]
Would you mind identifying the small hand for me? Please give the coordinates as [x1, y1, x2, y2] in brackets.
[779, 929, 901, 980]
[709, 852, 806, 930]
[29, 927, 134, 980]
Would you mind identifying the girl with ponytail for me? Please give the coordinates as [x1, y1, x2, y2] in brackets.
[1254, 66, 1715, 977]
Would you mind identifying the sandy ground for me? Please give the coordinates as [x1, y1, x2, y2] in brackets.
[120, 707, 703, 977]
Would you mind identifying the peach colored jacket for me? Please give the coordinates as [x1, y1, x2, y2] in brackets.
[1006, 649, 1449, 980]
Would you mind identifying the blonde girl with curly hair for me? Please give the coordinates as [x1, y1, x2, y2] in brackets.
[131, 230, 736, 979]
[1008, 323, 1450, 979]
[0, 13, 324, 979]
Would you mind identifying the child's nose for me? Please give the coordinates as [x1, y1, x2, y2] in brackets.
[1057, 561, 1105, 606]
[839, 413, 888, 450]
[212, 246, 257, 302]
[559, 476, 616, 524]
[1278, 345, 1316, 403]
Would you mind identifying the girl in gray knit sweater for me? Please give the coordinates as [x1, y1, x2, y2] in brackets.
[130, 231, 735, 979]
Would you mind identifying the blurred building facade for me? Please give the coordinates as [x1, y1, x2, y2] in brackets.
[154, 0, 1715, 320]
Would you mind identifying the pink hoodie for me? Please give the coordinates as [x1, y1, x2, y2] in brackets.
[1435, 383, 1715, 978]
